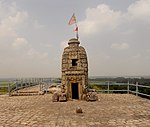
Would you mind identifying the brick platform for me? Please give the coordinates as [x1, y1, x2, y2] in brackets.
[0, 92, 150, 127]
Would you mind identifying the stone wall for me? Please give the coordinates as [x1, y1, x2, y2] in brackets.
[61, 38, 88, 99]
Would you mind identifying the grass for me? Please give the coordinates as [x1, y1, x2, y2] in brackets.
[0, 82, 15, 93]
[89, 81, 107, 85]
[0, 82, 14, 86]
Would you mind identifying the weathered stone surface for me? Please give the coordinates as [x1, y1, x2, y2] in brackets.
[61, 38, 88, 100]
[86, 92, 98, 101]
[0, 88, 150, 127]
[59, 93, 67, 102]
[88, 89, 96, 92]
[10, 85, 45, 96]
[52, 92, 59, 102]
[81, 94, 86, 100]
[48, 87, 61, 94]
[76, 106, 83, 113]
[38, 91, 44, 95]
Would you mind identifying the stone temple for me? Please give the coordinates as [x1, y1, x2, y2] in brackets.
[61, 38, 88, 100]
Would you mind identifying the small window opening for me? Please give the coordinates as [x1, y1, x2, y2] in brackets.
[72, 59, 78, 66]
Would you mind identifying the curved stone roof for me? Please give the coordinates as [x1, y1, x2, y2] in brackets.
[68, 38, 80, 45]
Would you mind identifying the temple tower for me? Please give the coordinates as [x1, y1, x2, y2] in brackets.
[61, 38, 88, 100]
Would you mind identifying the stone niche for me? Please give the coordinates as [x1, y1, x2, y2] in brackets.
[61, 38, 88, 100]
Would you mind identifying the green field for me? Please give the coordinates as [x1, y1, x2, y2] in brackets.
[0, 82, 13, 86]
[89, 81, 106, 85]
[89, 81, 150, 97]
[0, 82, 14, 93]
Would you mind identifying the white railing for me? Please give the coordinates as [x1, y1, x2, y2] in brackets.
[0, 78, 45, 96]
[129, 82, 150, 97]
[90, 81, 150, 98]
[0, 78, 56, 96]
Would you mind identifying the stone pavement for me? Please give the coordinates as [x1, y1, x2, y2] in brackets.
[0, 88, 150, 127]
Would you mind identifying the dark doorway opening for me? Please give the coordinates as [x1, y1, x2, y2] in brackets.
[72, 59, 78, 66]
[72, 83, 79, 99]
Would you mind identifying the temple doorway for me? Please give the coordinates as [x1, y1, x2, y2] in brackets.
[72, 83, 79, 99]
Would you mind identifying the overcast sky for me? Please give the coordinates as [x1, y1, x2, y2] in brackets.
[0, 0, 150, 78]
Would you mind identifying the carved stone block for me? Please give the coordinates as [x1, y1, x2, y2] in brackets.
[86, 92, 98, 101]
[59, 93, 67, 102]
[52, 92, 59, 102]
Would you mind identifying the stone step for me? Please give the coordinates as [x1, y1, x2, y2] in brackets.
[11, 91, 44, 96]
[16, 91, 39, 93]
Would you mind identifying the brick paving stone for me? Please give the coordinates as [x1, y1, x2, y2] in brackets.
[0, 88, 150, 127]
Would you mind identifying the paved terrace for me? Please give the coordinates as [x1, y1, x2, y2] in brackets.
[0, 86, 150, 127]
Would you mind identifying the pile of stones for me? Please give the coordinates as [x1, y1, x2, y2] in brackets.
[52, 88, 98, 102]
[81, 89, 98, 101]
[85, 91, 98, 101]
[52, 91, 67, 102]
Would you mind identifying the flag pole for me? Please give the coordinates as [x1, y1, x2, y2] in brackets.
[75, 23, 79, 40]
[68, 13, 79, 40]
